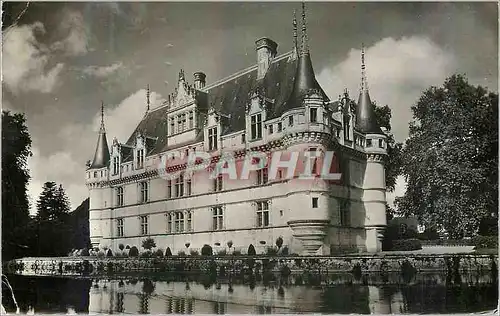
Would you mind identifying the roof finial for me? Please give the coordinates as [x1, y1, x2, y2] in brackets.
[100, 101, 105, 132]
[146, 84, 150, 112]
[300, 2, 309, 56]
[361, 43, 368, 91]
[293, 9, 298, 50]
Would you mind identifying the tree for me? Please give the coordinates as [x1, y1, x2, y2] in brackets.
[395, 75, 498, 238]
[141, 237, 156, 250]
[2, 111, 32, 260]
[35, 182, 72, 256]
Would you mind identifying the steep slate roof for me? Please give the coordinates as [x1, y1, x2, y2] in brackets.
[123, 51, 303, 155]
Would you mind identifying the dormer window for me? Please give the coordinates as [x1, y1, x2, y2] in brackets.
[208, 127, 218, 151]
[268, 124, 274, 134]
[170, 117, 175, 134]
[277, 122, 282, 132]
[177, 115, 182, 133]
[288, 116, 294, 126]
[250, 113, 262, 140]
[136, 148, 144, 169]
[112, 157, 119, 175]
[310, 108, 317, 123]
[241, 133, 246, 143]
[366, 139, 372, 148]
[189, 111, 194, 129]
[379, 139, 384, 148]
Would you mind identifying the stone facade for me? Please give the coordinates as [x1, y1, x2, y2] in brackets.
[85, 7, 388, 256]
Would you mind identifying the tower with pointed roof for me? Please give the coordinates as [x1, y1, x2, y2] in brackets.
[85, 4, 388, 254]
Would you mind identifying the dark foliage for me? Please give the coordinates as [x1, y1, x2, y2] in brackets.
[248, 244, 256, 255]
[275, 236, 283, 249]
[390, 239, 422, 251]
[141, 237, 156, 250]
[472, 236, 498, 249]
[201, 244, 213, 256]
[2, 111, 32, 260]
[165, 247, 172, 256]
[129, 246, 139, 257]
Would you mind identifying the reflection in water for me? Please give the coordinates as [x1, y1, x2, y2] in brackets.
[3, 273, 498, 314]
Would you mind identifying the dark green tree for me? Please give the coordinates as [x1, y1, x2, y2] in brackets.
[2, 110, 32, 260]
[35, 182, 73, 256]
[395, 75, 498, 238]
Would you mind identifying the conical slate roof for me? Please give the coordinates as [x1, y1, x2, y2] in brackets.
[355, 47, 383, 135]
[90, 103, 110, 169]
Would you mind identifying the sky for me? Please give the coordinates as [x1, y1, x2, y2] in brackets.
[2, 2, 498, 214]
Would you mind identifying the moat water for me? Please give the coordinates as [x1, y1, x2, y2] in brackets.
[2, 273, 498, 314]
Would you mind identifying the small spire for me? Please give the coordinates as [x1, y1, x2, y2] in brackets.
[100, 101, 105, 132]
[361, 43, 368, 91]
[300, 2, 309, 56]
[293, 9, 298, 50]
[146, 84, 150, 112]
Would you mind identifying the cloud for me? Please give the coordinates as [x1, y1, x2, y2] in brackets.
[317, 36, 456, 205]
[3, 22, 65, 94]
[82, 62, 124, 78]
[51, 10, 89, 56]
[27, 89, 166, 214]
[317, 36, 456, 142]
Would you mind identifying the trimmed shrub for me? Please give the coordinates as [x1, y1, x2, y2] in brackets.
[473, 235, 498, 249]
[247, 244, 256, 256]
[154, 249, 164, 257]
[217, 249, 227, 256]
[142, 238, 156, 250]
[140, 250, 152, 258]
[190, 249, 199, 256]
[129, 246, 139, 257]
[233, 249, 242, 256]
[201, 244, 213, 256]
[119, 244, 125, 251]
[125, 245, 130, 249]
[275, 237, 283, 249]
[106, 249, 113, 257]
[97, 251, 105, 258]
[265, 247, 278, 256]
[81, 248, 90, 256]
[227, 240, 233, 248]
[165, 247, 172, 256]
[280, 246, 289, 256]
[390, 239, 422, 251]
[178, 250, 186, 256]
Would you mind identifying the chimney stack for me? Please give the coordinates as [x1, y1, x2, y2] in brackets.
[193, 72, 206, 90]
[255, 37, 278, 80]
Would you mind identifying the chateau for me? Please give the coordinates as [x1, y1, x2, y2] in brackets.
[86, 6, 388, 255]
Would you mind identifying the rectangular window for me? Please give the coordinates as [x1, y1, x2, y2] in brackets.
[366, 139, 372, 148]
[268, 124, 274, 134]
[139, 181, 149, 203]
[136, 149, 144, 169]
[213, 175, 223, 192]
[167, 180, 172, 198]
[310, 108, 317, 123]
[212, 206, 224, 230]
[182, 113, 187, 131]
[208, 127, 218, 150]
[175, 211, 185, 233]
[117, 218, 124, 237]
[116, 187, 124, 207]
[113, 157, 119, 175]
[288, 116, 294, 126]
[277, 122, 282, 132]
[177, 115, 182, 133]
[257, 167, 268, 185]
[256, 201, 270, 227]
[166, 213, 173, 233]
[186, 211, 193, 231]
[140, 216, 148, 235]
[340, 201, 350, 226]
[312, 197, 318, 208]
[250, 113, 262, 140]
[175, 174, 184, 197]
[379, 139, 384, 148]
[170, 117, 175, 134]
[189, 111, 194, 129]
[308, 148, 318, 174]
[186, 178, 192, 196]
[241, 133, 245, 143]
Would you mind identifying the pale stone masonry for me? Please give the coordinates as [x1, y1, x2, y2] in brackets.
[86, 6, 388, 255]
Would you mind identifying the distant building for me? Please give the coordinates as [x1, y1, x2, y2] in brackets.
[85, 5, 388, 255]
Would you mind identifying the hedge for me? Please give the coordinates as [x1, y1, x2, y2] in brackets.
[472, 236, 498, 249]
[390, 239, 422, 251]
